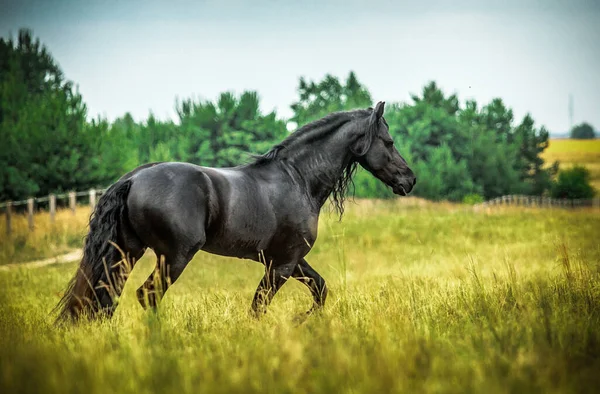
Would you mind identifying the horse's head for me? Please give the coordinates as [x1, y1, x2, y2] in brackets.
[350, 101, 416, 196]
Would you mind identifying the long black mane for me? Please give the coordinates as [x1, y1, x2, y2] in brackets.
[251, 108, 374, 217]
[252, 109, 371, 164]
[330, 158, 360, 218]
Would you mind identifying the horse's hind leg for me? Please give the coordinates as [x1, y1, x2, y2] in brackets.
[136, 252, 186, 309]
[136, 242, 202, 310]
[251, 261, 297, 316]
[97, 221, 146, 316]
[292, 258, 328, 314]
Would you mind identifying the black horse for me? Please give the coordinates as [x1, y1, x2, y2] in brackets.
[56, 101, 416, 321]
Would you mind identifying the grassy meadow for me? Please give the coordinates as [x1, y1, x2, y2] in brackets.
[0, 205, 91, 265]
[543, 138, 600, 192]
[1, 199, 599, 393]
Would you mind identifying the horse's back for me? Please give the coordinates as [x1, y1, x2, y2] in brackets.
[127, 162, 210, 207]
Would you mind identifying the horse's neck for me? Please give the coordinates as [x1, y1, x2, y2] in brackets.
[288, 144, 353, 208]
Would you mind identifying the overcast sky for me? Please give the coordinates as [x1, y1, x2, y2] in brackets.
[1, 0, 599, 133]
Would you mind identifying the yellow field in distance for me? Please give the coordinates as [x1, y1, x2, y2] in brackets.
[543, 139, 600, 192]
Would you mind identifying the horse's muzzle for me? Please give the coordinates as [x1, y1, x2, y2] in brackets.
[392, 176, 416, 196]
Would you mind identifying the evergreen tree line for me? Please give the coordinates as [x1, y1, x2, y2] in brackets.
[1, 29, 594, 203]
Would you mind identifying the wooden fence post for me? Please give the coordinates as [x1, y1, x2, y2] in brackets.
[49, 194, 56, 223]
[89, 189, 96, 210]
[27, 198, 34, 231]
[69, 191, 76, 215]
[5, 201, 11, 236]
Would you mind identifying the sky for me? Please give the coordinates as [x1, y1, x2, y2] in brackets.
[1, 0, 599, 134]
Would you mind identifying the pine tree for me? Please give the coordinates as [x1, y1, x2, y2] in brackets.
[0, 29, 106, 200]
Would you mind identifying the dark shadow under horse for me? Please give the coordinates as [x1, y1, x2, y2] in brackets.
[56, 101, 416, 321]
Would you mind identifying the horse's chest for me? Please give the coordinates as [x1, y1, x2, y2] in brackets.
[266, 215, 318, 256]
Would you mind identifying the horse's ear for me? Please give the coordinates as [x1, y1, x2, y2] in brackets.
[369, 101, 385, 124]
[353, 101, 385, 156]
[375, 101, 385, 118]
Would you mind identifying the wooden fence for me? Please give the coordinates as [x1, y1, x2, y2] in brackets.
[473, 195, 600, 211]
[0, 188, 107, 236]
[1, 190, 598, 236]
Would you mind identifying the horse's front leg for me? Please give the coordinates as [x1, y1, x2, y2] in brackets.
[292, 258, 328, 315]
[251, 261, 296, 317]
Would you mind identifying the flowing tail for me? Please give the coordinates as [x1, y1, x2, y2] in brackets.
[54, 179, 133, 322]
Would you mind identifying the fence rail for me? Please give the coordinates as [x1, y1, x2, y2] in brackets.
[1, 188, 107, 236]
[473, 195, 600, 210]
[1, 190, 599, 236]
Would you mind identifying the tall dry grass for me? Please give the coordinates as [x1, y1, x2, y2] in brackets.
[0, 206, 91, 264]
[0, 199, 599, 393]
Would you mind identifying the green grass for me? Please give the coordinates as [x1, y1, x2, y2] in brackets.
[1, 199, 599, 393]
